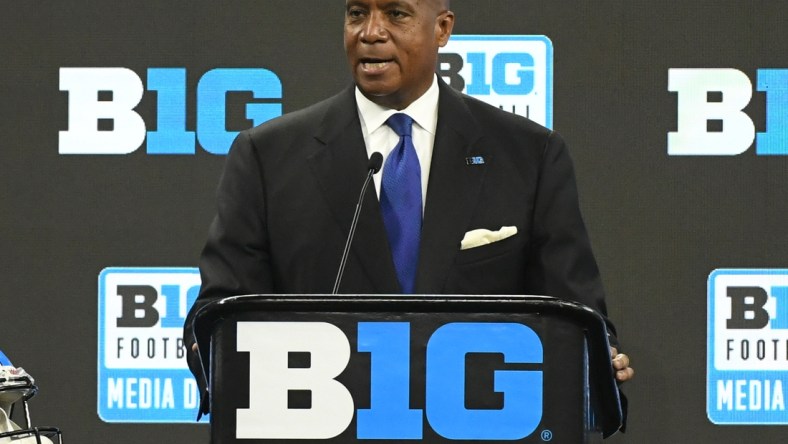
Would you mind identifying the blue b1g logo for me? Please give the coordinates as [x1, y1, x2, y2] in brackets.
[439, 35, 553, 128]
[60, 67, 282, 156]
[237, 322, 544, 440]
[707, 269, 788, 425]
[668, 68, 788, 156]
[97, 267, 206, 423]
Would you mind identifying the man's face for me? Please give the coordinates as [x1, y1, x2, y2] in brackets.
[344, 0, 454, 110]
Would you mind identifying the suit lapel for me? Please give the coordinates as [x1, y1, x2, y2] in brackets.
[307, 87, 400, 293]
[415, 81, 486, 294]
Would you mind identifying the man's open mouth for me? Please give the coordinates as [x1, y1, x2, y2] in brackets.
[360, 58, 393, 70]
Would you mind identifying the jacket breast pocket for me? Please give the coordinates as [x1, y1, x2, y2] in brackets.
[454, 232, 522, 265]
[446, 237, 528, 294]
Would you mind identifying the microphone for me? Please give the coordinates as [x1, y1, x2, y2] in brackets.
[332, 152, 383, 294]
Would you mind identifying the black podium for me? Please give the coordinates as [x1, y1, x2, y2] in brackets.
[192, 295, 622, 443]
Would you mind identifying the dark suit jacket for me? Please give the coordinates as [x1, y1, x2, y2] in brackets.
[184, 77, 615, 382]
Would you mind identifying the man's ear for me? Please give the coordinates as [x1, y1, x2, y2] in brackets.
[435, 10, 455, 47]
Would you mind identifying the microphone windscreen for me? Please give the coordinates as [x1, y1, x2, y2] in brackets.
[369, 152, 383, 174]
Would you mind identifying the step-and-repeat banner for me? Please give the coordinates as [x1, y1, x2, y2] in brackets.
[2, 1, 786, 442]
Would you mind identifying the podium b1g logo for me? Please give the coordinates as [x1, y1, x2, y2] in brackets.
[237, 322, 544, 440]
[707, 269, 788, 425]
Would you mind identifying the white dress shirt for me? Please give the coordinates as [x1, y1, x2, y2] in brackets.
[355, 75, 440, 212]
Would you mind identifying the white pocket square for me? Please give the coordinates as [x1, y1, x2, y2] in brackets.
[460, 226, 518, 250]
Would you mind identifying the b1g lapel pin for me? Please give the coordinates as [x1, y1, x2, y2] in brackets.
[465, 156, 486, 166]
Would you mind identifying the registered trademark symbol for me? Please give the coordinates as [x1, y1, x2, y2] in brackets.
[541, 429, 553, 441]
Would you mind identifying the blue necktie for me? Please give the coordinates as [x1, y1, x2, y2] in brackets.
[380, 113, 422, 294]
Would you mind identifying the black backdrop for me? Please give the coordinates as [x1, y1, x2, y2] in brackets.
[2, 1, 787, 442]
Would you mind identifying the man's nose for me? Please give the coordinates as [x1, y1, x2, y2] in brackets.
[359, 12, 388, 43]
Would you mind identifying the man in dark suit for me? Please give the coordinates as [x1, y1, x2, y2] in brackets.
[185, 0, 633, 389]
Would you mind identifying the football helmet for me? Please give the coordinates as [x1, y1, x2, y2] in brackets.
[0, 351, 62, 444]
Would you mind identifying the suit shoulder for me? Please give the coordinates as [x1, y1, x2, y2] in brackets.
[460, 93, 553, 139]
[453, 93, 563, 157]
[244, 91, 342, 141]
[226, 87, 356, 165]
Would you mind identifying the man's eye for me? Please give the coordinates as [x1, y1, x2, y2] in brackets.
[347, 8, 365, 18]
[389, 10, 408, 19]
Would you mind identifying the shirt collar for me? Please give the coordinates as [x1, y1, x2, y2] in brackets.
[355, 74, 440, 135]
